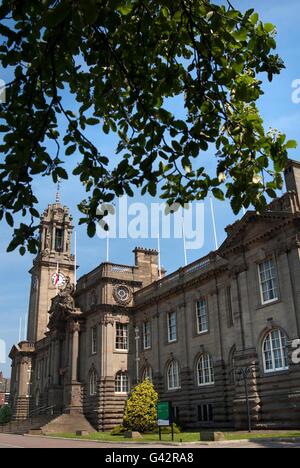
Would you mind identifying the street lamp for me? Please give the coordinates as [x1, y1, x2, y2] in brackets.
[135, 326, 140, 384]
[231, 365, 256, 433]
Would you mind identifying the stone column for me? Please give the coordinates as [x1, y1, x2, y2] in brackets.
[64, 321, 83, 414]
[52, 225, 56, 251]
[53, 338, 60, 386]
[71, 322, 80, 382]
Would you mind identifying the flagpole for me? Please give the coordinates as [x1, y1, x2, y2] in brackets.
[18, 317, 22, 343]
[56, 263, 59, 292]
[74, 230, 77, 288]
[24, 314, 27, 341]
[157, 230, 162, 279]
[210, 195, 219, 251]
[182, 211, 188, 266]
[106, 229, 109, 263]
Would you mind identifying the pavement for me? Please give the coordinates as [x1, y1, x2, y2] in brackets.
[0, 434, 300, 448]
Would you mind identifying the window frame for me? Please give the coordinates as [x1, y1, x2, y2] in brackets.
[262, 329, 289, 374]
[196, 298, 209, 334]
[258, 258, 279, 306]
[197, 354, 215, 387]
[115, 372, 129, 394]
[89, 371, 97, 396]
[143, 321, 151, 350]
[115, 323, 129, 351]
[167, 311, 177, 343]
[198, 404, 214, 423]
[55, 228, 64, 252]
[142, 365, 153, 382]
[91, 325, 98, 355]
[167, 360, 181, 391]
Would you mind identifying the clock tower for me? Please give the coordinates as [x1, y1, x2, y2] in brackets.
[27, 197, 75, 342]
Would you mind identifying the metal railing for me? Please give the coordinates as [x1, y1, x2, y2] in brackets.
[29, 404, 56, 419]
[135, 253, 219, 301]
[0, 405, 58, 434]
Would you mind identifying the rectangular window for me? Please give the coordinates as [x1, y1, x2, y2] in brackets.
[259, 258, 278, 305]
[198, 404, 213, 422]
[116, 323, 129, 351]
[55, 228, 64, 252]
[196, 299, 208, 334]
[167, 312, 177, 343]
[226, 286, 234, 328]
[91, 326, 97, 355]
[143, 321, 151, 350]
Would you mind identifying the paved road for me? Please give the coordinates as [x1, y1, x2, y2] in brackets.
[0, 434, 299, 449]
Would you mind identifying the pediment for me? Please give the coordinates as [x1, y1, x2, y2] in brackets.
[219, 211, 295, 255]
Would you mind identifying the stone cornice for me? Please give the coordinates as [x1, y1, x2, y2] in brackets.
[82, 303, 133, 318]
[133, 263, 228, 308]
[219, 212, 298, 257]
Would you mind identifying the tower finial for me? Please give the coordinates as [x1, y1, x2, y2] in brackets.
[56, 177, 61, 204]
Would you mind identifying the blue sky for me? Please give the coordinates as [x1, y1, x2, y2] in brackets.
[1, 0, 300, 377]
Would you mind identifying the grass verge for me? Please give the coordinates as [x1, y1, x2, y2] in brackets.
[46, 430, 300, 443]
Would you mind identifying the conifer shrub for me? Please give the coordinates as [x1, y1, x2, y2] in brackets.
[123, 379, 158, 433]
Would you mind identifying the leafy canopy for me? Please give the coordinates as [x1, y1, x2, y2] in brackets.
[0, 0, 296, 254]
[123, 379, 158, 432]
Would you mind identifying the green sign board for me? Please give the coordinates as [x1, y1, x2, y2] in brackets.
[157, 402, 171, 427]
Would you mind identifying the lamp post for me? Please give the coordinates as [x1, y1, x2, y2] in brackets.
[135, 326, 140, 384]
[232, 365, 256, 433]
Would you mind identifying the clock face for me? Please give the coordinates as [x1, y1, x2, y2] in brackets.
[113, 285, 132, 305]
[117, 286, 129, 302]
[51, 272, 66, 288]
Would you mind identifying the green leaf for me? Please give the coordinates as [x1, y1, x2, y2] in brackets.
[117, 4, 133, 16]
[86, 118, 99, 126]
[162, 7, 169, 18]
[285, 140, 297, 149]
[87, 222, 96, 238]
[5, 212, 14, 227]
[264, 23, 275, 33]
[250, 13, 259, 24]
[212, 188, 225, 201]
[56, 167, 68, 180]
[66, 144, 77, 156]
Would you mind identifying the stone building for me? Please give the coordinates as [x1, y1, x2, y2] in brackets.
[8, 160, 300, 431]
[0, 372, 10, 407]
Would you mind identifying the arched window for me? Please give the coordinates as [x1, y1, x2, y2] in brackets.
[167, 360, 181, 390]
[197, 354, 214, 386]
[89, 371, 97, 396]
[263, 329, 289, 373]
[142, 365, 153, 382]
[115, 372, 129, 394]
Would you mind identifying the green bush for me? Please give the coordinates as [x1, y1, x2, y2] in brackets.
[0, 406, 13, 424]
[123, 379, 158, 433]
[111, 425, 126, 436]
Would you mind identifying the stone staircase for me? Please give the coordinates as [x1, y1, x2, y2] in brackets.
[0, 413, 95, 436]
[0, 414, 56, 435]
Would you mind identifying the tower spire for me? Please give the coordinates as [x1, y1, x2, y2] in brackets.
[56, 177, 61, 204]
